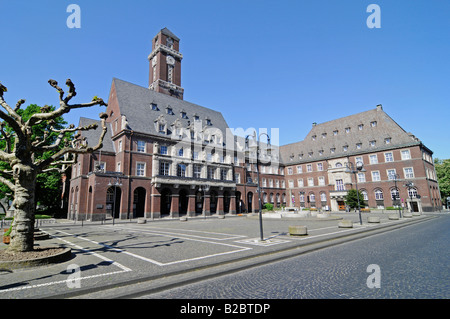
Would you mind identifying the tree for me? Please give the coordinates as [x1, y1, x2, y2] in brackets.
[345, 189, 366, 210]
[0, 79, 108, 252]
[434, 158, 450, 205]
[0, 104, 71, 214]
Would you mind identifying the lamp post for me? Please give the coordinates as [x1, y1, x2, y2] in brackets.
[108, 175, 122, 225]
[404, 181, 414, 213]
[199, 183, 210, 219]
[345, 161, 366, 225]
[245, 131, 272, 242]
[389, 173, 402, 218]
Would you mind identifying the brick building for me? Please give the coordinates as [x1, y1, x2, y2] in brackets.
[67, 28, 441, 221]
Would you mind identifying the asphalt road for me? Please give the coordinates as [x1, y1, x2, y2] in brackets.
[143, 214, 450, 299]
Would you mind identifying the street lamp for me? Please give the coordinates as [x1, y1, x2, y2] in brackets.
[389, 173, 402, 218]
[345, 161, 366, 225]
[245, 131, 272, 241]
[199, 183, 210, 218]
[108, 175, 122, 225]
[404, 181, 414, 213]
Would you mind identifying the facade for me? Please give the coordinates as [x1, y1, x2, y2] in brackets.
[67, 28, 441, 221]
[280, 105, 441, 213]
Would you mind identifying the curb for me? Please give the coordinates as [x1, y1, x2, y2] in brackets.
[39, 215, 435, 299]
[0, 247, 72, 271]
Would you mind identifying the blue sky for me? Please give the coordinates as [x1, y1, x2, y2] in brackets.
[1, 0, 449, 159]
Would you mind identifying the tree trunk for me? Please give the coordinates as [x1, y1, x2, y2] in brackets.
[8, 164, 36, 252]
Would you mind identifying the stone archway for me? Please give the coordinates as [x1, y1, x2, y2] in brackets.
[178, 189, 189, 216]
[160, 188, 172, 217]
[133, 187, 146, 218]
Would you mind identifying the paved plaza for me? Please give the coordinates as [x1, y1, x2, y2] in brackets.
[0, 211, 438, 298]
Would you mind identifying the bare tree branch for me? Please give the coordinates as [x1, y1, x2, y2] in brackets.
[27, 79, 106, 126]
[36, 112, 108, 171]
[0, 174, 15, 191]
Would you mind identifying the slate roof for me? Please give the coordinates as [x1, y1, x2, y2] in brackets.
[279, 105, 422, 165]
[113, 78, 231, 139]
[79, 117, 115, 153]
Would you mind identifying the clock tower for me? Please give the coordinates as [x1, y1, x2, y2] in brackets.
[148, 28, 184, 100]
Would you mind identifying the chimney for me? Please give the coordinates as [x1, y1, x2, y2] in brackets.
[376, 104, 383, 111]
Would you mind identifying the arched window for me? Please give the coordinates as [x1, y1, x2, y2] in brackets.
[320, 192, 327, 202]
[335, 162, 343, 168]
[375, 189, 384, 200]
[361, 190, 368, 201]
[309, 193, 316, 202]
[390, 188, 399, 200]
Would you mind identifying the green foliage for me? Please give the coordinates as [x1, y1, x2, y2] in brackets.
[263, 203, 274, 211]
[0, 104, 71, 212]
[434, 158, 450, 202]
[344, 189, 366, 209]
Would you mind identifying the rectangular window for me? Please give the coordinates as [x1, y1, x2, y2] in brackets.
[307, 177, 314, 187]
[401, 150, 411, 160]
[159, 124, 165, 134]
[306, 164, 312, 172]
[356, 156, 363, 164]
[298, 179, 304, 187]
[369, 154, 378, 164]
[287, 167, 293, 175]
[159, 161, 170, 176]
[193, 164, 202, 178]
[317, 163, 323, 171]
[160, 145, 168, 155]
[137, 140, 145, 153]
[335, 179, 344, 191]
[404, 167, 414, 179]
[371, 171, 381, 181]
[387, 169, 396, 180]
[177, 164, 187, 177]
[288, 180, 294, 188]
[318, 176, 325, 186]
[385, 152, 394, 162]
[220, 168, 228, 181]
[235, 173, 241, 183]
[262, 178, 267, 187]
[297, 166, 303, 174]
[207, 166, 215, 179]
[357, 172, 366, 183]
[136, 163, 145, 176]
[116, 162, 121, 172]
[118, 140, 122, 152]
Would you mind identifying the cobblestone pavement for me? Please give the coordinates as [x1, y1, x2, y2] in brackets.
[143, 214, 450, 299]
[0, 211, 444, 298]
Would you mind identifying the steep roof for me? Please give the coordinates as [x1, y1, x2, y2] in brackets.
[279, 105, 421, 165]
[113, 78, 230, 138]
[79, 117, 115, 153]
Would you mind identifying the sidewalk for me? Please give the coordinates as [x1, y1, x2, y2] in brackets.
[0, 211, 441, 298]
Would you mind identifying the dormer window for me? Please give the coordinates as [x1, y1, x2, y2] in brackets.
[345, 127, 351, 133]
[385, 138, 391, 144]
[181, 111, 187, 119]
[159, 124, 165, 134]
[312, 135, 316, 141]
[194, 115, 200, 121]
[370, 140, 376, 147]
[371, 121, 377, 127]
[151, 103, 159, 111]
[358, 124, 364, 130]
[206, 119, 212, 126]
[167, 107, 174, 115]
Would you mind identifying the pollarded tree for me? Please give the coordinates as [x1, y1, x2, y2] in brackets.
[0, 79, 108, 252]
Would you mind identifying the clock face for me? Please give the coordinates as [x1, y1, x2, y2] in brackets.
[166, 55, 175, 65]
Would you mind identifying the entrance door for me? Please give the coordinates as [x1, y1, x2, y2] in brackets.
[133, 187, 146, 218]
[338, 200, 345, 211]
[160, 189, 172, 216]
[178, 189, 188, 216]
